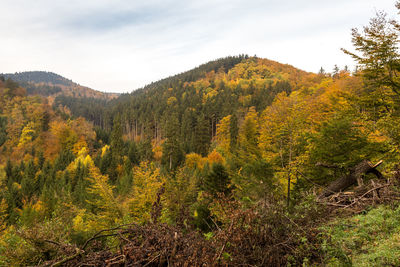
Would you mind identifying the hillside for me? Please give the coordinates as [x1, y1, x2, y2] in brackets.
[56, 56, 318, 143]
[2, 4, 400, 265]
[1, 71, 119, 100]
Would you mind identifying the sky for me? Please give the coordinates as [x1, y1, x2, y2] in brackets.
[0, 0, 398, 93]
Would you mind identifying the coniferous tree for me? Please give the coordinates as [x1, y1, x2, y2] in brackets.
[203, 163, 231, 197]
[21, 160, 37, 201]
[229, 113, 239, 151]
[194, 114, 210, 156]
[108, 114, 124, 182]
[162, 112, 183, 170]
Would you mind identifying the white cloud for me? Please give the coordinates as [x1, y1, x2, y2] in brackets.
[0, 0, 398, 93]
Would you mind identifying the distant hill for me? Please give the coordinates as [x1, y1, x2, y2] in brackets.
[1, 71, 119, 100]
[54, 56, 318, 141]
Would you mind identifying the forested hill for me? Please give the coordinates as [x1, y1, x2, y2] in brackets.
[3, 3, 400, 265]
[55, 55, 318, 160]
[1, 71, 118, 100]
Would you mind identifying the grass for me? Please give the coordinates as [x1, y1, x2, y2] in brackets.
[321, 204, 400, 266]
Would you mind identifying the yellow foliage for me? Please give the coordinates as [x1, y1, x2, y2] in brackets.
[153, 143, 163, 162]
[86, 166, 123, 227]
[18, 122, 36, 147]
[72, 209, 90, 233]
[101, 144, 110, 157]
[66, 147, 94, 173]
[32, 200, 45, 215]
[185, 153, 206, 169]
[125, 162, 165, 223]
[72, 213, 85, 232]
[216, 115, 231, 154]
[167, 96, 178, 106]
[207, 150, 224, 165]
[50, 120, 78, 151]
[72, 136, 88, 155]
[202, 88, 218, 102]
[238, 107, 260, 159]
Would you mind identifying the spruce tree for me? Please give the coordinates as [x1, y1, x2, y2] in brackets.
[194, 114, 210, 156]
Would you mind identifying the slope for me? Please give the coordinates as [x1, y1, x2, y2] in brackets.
[55, 56, 318, 149]
[1, 71, 119, 100]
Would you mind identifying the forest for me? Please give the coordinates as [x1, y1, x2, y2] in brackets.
[1, 3, 400, 267]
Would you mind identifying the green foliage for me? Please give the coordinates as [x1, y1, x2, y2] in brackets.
[342, 11, 400, 98]
[54, 149, 75, 171]
[0, 116, 7, 147]
[3, 7, 400, 264]
[203, 163, 231, 197]
[162, 112, 184, 170]
[194, 114, 210, 156]
[312, 115, 368, 166]
[321, 205, 400, 266]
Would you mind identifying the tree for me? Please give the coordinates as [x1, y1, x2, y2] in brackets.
[318, 67, 326, 76]
[342, 9, 400, 96]
[194, 114, 210, 156]
[162, 112, 183, 170]
[125, 162, 165, 223]
[259, 93, 306, 207]
[229, 113, 239, 150]
[203, 163, 231, 197]
[309, 114, 375, 185]
[216, 115, 232, 155]
[110, 114, 123, 158]
[332, 65, 340, 78]
[86, 164, 123, 228]
[238, 107, 260, 159]
[107, 114, 124, 182]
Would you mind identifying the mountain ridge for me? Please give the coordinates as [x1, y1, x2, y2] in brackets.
[1, 71, 119, 100]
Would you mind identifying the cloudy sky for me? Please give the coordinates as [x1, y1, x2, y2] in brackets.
[0, 0, 398, 93]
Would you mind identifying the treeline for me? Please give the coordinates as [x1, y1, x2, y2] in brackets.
[2, 71, 119, 100]
[2, 71, 74, 86]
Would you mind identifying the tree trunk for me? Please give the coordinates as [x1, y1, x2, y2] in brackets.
[319, 160, 383, 198]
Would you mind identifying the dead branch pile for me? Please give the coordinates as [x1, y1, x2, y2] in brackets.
[318, 175, 400, 214]
[39, 223, 216, 267]
[37, 196, 325, 267]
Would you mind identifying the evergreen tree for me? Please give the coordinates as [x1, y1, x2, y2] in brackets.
[127, 141, 140, 165]
[203, 163, 231, 197]
[229, 113, 239, 151]
[21, 160, 37, 201]
[194, 114, 210, 156]
[162, 112, 183, 170]
[110, 114, 124, 157]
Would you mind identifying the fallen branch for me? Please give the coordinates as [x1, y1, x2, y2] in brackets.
[343, 184, 389, 209]
[50, 248, 83, 267]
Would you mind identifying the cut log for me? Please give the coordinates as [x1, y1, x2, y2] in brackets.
[319, 160, 383, 198]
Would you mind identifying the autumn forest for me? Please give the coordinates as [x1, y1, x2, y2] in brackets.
[2, 3, 400, 266]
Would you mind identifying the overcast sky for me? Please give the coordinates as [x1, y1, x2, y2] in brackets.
[0, 0, 398, 93]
